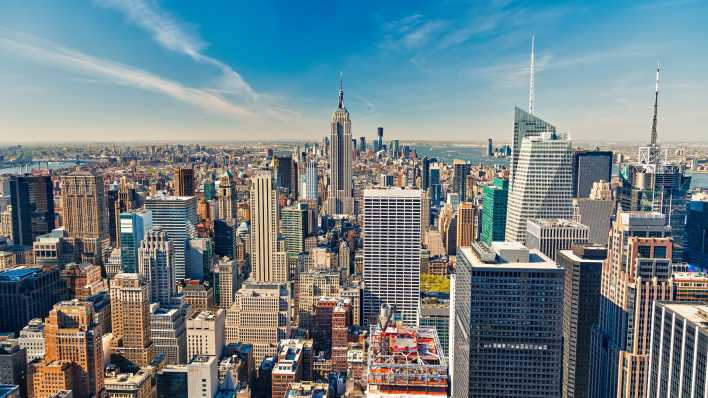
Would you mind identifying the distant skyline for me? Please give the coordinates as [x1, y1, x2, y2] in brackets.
[0, 0, 707, 143]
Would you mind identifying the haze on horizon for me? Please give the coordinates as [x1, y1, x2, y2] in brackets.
[0, 0, 706, 143]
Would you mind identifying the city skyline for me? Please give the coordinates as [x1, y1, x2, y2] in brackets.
[1, 1, 707, 143]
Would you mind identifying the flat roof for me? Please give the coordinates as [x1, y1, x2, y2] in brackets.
[363, 188, 423, 197]
[0, 267, 40, 282]
[658, 302, 708, 326]
[459, 246, 559, 270]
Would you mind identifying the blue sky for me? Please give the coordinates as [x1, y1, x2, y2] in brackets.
[0, 0, 706, 143]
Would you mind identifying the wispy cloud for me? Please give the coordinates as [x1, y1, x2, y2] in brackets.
[381, 14, 449, 52]
[0, 29, 256, 117]
[637, 0, 705, 10]
[94, 0, 256, 101]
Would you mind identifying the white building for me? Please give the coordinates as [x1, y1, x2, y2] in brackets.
[17, 318, 45, 361]
[505, 132, 573, 244]
[187, 309, 225, 360]
[363, 188, 423, 327]
[138, 226, 175, 306]
[249, 173, 279, 282]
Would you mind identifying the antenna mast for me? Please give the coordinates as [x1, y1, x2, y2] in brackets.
[650, 61, 660, 146]
[529, 34, 535, 115]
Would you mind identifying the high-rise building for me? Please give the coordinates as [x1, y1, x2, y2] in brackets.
[271, 339, 313, 398]
[120, 210, 153, 273]
[647, 302, 708, 397]
[487, 138, 493, 157]
[226, 281, 291, 364]
[510, 107, 557, 185]
[429, 164, 442, 205]
[0, 266, 66, 334]
[156, 366, 189, 398]
[187, 356, 219, 398]
[281, 203, 307, 254]
[421, 156, 436, 191]
[417, 298, 449, 356]
[274, 154, 297, 196]
[59, 173, 110, 264]
[145, 195, 198, 280]
[138, 226, 175, 305]
[687, 197, 708, 269]
[304, 160, 318, 202]
[216, 257, 238, 309]
[10, 175, 54, 246]
[110, 273, 155, 368]
[295, 271, 340, 330]
[452, 242, 563, 397]
[456, 202, 477, 248]
[104, 367, 153, 398]
[35, 300, 104, 398]
[452, 160, 471, 201]
[327, 78, 353, 215]
[174, 167, 195, 197]
[150, 304, 188, 365]
[573, 181, 614, 245]
[250, 173, 279, 282]
[589, 211, 672, 398]
[363, 189, 422, 327]
[358, 136, 366, 152]
[0, 341, 27, 398]
[481, 177, 508, 245]
[505, 132, 573, 244]
[187, 310, 225, 359]
[18, 318, 45, 361]
[558, 244, 607, 398]
[526, 218, 589, 261]
[572, 150, 612, 198]
[376, 127, 384, 152]
[216, 171, 237, 222]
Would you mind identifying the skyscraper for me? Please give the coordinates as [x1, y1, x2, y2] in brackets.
[110, 273, 155, 368]
[281, 202, 307, 254]
[216, 171, 237, 222]
[150, 304, 187, 365]
[120, 209, 153, 273]
[456, 202, 477, 248]
[216, 257, 238, 309]
[452, 242, 563, 397]
[0, 266, 66, 334]
[589, 211, 672, 398]
[687, 197, 708, 269]
[304, 160, 318, 201]
[358, 136, 366, 152]
[144, 195, 198, 280]
[363, 189, 422, 327]
[9, 175, 54, 246]
[452, 160, 471, 201]
[249, 173, 279, 282]
[138, 226, 176, 306]
[327, 77, 353, 215]
[510, 107, 556, 185]
[187, 310, 225, 359]
[480, 177, 508, 245]
[572, 150, 612, 198]
[273, 154, 297, 196]
[174, 167, 195, 197]
[558, 244, 606, 398]
[573, 181, 614, 245]
[60, 173, 110, 264]
[505, 132, 573, 244]
[487, 138, 493, 157]
[526, 218, 589, 262]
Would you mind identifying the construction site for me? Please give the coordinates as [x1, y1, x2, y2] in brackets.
[366, 304, 448, 397]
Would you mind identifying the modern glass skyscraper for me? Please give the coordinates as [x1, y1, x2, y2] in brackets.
[481, 177, 508, 245]
[10, 175, 55, 246]
[572, 150, 612, 198]
[510, 107, 556, 185]
[119, 209, 152, 273]
[144, 195, 198, 280]
[304, 160, 318, 201]
[327, 78, 353, 215]
[452, 160, 471, 201]
[362, 188, 422, 327]
[505, 132, 573, 244]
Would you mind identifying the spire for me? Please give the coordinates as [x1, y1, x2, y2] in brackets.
[650, 61, 660, 145]
[529, 33, 535, 115]
[338, 72, 344, 109]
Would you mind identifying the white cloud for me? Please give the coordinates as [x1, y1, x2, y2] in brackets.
[0, 30, 256, 117]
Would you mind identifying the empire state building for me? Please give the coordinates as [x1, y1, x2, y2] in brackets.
[327, 77, 353, 215]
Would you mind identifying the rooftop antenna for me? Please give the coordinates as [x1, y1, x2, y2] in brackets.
[529, 33, 535, 115]
[650, 61, 660, 146]
[338, 72, 344, 109]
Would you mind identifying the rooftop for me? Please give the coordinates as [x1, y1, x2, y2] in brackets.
[460, 243, 558, 270]
[658, 302, 708, 327]
[0, 267, 41, 282]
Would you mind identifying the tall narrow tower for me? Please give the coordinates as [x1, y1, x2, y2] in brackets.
[327, 75, 353, 215]
[249, 173, 279, 282]
[529, 33, 535, 115]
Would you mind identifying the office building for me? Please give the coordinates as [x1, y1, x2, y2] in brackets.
[10, 175, 54, 246]
[60, 262, 107, 300]
[363, 189, 422, 327]
[120, 210, 153, 273]
[453, 242, 563, 397]
[216, 257, 239, 309]
[327, 78, 353, 215]
[304, 160, 318, 202]
[179, 281, 214, 311]
[505, 132, 573, 244]
[35, 300, 104, 398]
[687, 197, 708, 269]
[214, 219, 237, 259]
[573, 181, 614, 245]
[156, 365, 189, 398]
[249, 173, 279, 282]
[174, 167, 195, 197]
[647, 302, 708, 397]
[216, 171, 237, 223]
[226, 281, 291, 363]
[110, 273, 154, 368]
[452, 160, 471, 201]
[0, 266, 66, 334]
[187, 309, 225, 359]
[418, 298, 449, 356]
[187, 237, 213, 281]
[0, 342, 26, 398]
[481, 177, 508, 245]
[572, 150, 612, 198]
[589, 211, 672, 398]
[18, 318, 45, 361]
[526, 218, 589, 261]
[188, 356, 219, 398]
[487, 138, 493, 156]
[456, 202, 477, 249]
[138, 226, 175, 306]
[367, 305, 448, 397]
[145, 195, 198, 280]
[274, 154, 297, 195]
[282, 203, 307, 254]
[295, 271, 340, 330]
[510, 107, 557, 185]
[558, 245, 607, 398]
[104, 367, 153, 398]
[271, 339, 312, 398]
[150, 304, 188, 365]
[358, 136, 366, 152]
